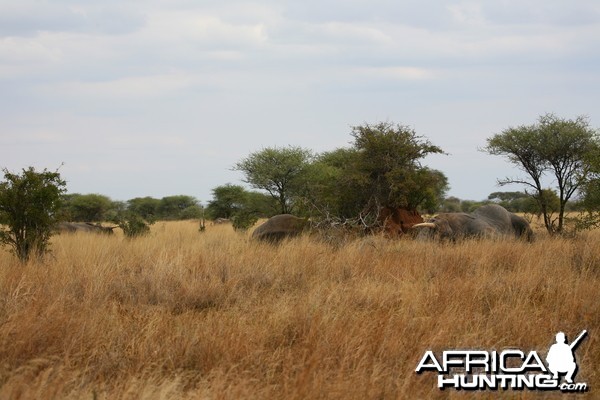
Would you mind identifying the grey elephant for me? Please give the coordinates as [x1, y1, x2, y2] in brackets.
[411, 204, 534, 241]
[251, 214, 309, 242]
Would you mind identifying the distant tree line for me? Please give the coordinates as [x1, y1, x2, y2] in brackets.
[59, 194, 204, 222]
[1, 114, 599, 263]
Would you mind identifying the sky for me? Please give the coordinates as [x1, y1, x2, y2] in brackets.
[2, 0, 600, 204]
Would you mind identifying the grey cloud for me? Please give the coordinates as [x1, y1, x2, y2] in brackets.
[281, 0, 451, 29]
[481, 1, 600, 27]
[2, 0, 600, 202]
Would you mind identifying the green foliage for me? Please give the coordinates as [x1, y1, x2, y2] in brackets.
[231, 211, 259, 231]
[61, 193, 115, 221]
[232, 123, 446, 222]
[404, 168, 449, 214]
[179, 205, 204, 220]
[127, 197, 160, 220]
[581, 179, 600, 212]
[574, 211, 600, 231]
[301, 148, 366, 218]
[522, 189, 560, 216]
[351, 122, 446, 210]
[245, 191, 278, 217]
[114, 212, 154, 238]
[303, 122, 447, 219]
[157, 195, 199, 220]
[0, 167, 66, 263]
[485, 113, 600, 233]
[207, 184, 276, 230]
[206, 184, 249, 219]
[104, 200, 126, 222]
[234, 146, 313, 214]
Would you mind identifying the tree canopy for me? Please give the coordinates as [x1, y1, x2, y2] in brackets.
[302, 122, 447, 219]
[127, 197, 161, 220]
[485, 113, 600, 233]
[206, 184, 249, 219]
[234, 146, 313, 214]
[61, 193, 114, 222]
[350, 122, 446, 209]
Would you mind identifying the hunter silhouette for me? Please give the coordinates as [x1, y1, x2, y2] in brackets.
[546, 330, 587, 384]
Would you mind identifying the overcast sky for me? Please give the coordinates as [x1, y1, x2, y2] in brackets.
[2, 0, 599, 204]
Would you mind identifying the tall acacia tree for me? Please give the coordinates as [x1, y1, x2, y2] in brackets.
[234, 146, 312, 214]
[485, 113, 600, 233]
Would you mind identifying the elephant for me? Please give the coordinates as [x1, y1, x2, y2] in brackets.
[251, 214, 309, 242]
[411, 204, 534, 241]
[56, 222, 118, 234]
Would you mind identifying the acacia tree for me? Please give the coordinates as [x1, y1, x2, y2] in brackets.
[350, 122, 446, 211]
[0, 167, 66, 263]
[485, 113, 600, 233]
[234, 146, 312, 214]
[303, 122, 447, 220]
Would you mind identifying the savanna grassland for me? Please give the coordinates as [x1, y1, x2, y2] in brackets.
[0, 221, 598, 399]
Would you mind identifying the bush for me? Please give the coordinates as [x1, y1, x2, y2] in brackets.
[115, 213, 154, 238]
[0, 167, 66, 262]
[231, 211, 259, 231]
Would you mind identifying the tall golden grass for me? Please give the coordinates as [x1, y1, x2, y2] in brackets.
[0, 221, 598, 399]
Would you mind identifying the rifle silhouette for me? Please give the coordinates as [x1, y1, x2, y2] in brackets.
[570, 330, 588, 351]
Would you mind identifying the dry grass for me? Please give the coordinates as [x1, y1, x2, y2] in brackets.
[0, 221, 598, 399]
